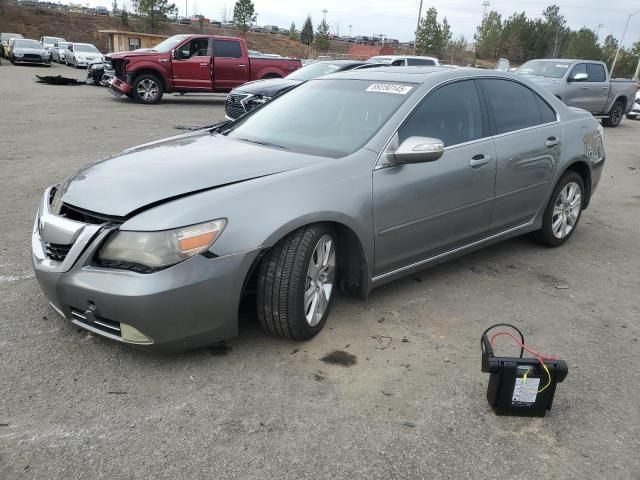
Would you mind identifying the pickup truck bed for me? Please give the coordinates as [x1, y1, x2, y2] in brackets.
[107, 34, 301, 104]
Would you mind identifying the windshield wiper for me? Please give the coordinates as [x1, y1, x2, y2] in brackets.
[237, 137, 288, 150]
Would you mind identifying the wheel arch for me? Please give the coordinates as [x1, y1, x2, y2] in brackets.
[241, 217, 372, 301]
[562, 160, 592, 208]
[130, 67, 167, 91]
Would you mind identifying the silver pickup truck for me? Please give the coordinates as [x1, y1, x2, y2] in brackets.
[514, 59, 638, 127]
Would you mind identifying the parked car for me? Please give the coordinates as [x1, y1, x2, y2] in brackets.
[225, 59, 380, 120]
[107, 34, 302, 104]
[368, 55, 440, 66]
[1, 33, 23, 58]
[249, 25, 265, 33]
[32, 68, 604, 352]
[626, 91, 640, 120]
[515, 59, 637, 127]
[95, 6, 109, 15]
[51, 41, 71, 63]
[65, 43, 104, 68]
[210, 20, 222, 28]
[263, 25, 279, 34]
[177, 17, 191, 24]
[8, 38, 51, 66]
[40, 36, 65, 57]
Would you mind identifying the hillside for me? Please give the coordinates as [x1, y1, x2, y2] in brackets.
[0, 2, 351, 58]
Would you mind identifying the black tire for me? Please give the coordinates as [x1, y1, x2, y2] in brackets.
[533, 171, 585, 247]
[257, 224, 337, 341]
[602, 100, 624, 127]
[131, 74, 164, 104]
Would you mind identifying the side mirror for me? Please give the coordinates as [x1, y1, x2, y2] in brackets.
[387, 136, 444, 164]
[570, 72, 588, 82]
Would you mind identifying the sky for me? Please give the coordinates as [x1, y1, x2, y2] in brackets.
[78, 0, 640, 46]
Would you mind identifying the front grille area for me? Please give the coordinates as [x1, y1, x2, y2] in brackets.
[44, 242, 72, 262]
[70, 307, 122, 337]
[58, 203, 117, 225]
[225, 93, 249, 119]
[22, 54, 44, 62]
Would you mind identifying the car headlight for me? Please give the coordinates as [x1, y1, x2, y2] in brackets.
[14, 52, 24, 57]
[98, 219, 226, 270]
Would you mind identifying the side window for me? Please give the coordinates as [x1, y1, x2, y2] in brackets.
[213, 40, 242, 58]
[587, 63, 606, 82]
[569, 63, 587, 81]
[399, 80, 485, 147]
[535, 95, 557, 124]
[481, 79, 546, 134]
[407, 58, 435, 66]
[391, 59, 405, 66]
[177, 38, 209, 59]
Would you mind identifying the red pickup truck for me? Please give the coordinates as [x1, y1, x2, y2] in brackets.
[107, 34, 302, 104]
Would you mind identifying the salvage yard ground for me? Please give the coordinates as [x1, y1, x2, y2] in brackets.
[1, 62, 639, 479]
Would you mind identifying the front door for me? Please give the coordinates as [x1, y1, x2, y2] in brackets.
[171, 37, 213, 90]
[479, 78, 564, 231]
[373, 79, 496, 275]
[564, 63, 609, 114]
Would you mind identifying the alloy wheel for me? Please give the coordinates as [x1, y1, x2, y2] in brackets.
[611, 104, 623, 125]
[552, 181, 582, 239]
[304, 234, 336, 327]
[137, 79, 160, 102]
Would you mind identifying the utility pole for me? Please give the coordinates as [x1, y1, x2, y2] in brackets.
[185, 0, 187, 18]
[482, 0, 490, 22]
[611, 10, 640, 77]
[633, 56, 640, 81]
[322, 9, 328, 22]
[595, 23, 604, 38]
[413, 0, 423, 54]
[348, 24, 353, 36]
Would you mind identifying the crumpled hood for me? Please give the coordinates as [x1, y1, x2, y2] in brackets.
[234, 78, 302, 97]
[59, 131, 321, 218]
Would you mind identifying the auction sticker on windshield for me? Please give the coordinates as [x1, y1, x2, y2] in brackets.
[366, 83, 413, 95]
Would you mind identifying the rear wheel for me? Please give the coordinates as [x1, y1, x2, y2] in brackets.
[602, 100, 624, 127]
[257, 224, 337, 340]
[131, 74, 164, 104]
[533, 171, 585, 247]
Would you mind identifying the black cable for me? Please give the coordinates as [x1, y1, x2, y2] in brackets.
[481, 323, 525, 358]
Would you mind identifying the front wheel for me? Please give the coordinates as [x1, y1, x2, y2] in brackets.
[131, 74, 164, 104]
[533, 171, 585, 247]
[602, 100, 624, 127]
[257, 224, 337, 340]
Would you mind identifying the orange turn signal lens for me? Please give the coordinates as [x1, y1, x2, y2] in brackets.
[178, 231, 216, 253]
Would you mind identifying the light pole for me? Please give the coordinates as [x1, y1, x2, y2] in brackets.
[611, 10, 640, 77]
[413, 0, 423, 54]
[482, 0, 490, 22]
[322, 9, 328, 22]
[348, 24, 353, 36]
[595, 23, 604, 38]
[185, 0, 187, 17]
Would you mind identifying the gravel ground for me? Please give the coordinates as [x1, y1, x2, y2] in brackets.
[1, 62, 639, 480]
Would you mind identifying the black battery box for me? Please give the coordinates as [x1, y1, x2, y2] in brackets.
[481, 329, 568, 417]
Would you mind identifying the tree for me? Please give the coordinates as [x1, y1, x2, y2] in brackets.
[289, 22, 297, 40]
[499, 12, 529, 62]
[601, 34, 619, 67]
[474, 10, 502, 58]
[542, 5, 567, 57]
[444, 35, 469, 65]
[233, 0, 255, 33]
[131, 0, 177, 33]
[562, 28, 601, 60]
[415, 7, 451, 57]
[112, 0, 118, 14]
[315, 18, 330, 51]
[301, 15, 314, 46]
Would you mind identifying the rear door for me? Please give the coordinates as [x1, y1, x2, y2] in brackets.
[373, 79, 496, 275]
[171, 37, 213, 90]
[212, 39, 249, 91]
[479, 78, 563, 232]
[564, 63, 608, 113]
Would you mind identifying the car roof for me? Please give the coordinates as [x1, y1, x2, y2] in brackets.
[321, 66, 518, 84]
[371, 55, 439, 60]
[312, 59, 367, 66]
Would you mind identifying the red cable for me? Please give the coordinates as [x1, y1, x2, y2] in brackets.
[489, 331, 557, 361]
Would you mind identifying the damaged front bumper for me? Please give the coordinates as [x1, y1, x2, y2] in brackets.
[109, 76, 132, 96]
[32, 187, 259, 353]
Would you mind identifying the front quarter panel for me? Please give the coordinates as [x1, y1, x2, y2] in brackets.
[120, 149, 377, 275]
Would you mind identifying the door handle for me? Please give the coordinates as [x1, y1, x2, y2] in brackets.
[199, 62, 209, 67]
[237, 64, 247, 67]
[545, 137, 561, 147]
[469, 154, 491, 168]
[601, 86, 608, 89]
[581, 86, 589, 89]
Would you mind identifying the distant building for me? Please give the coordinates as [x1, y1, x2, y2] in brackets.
[347, 45, 396, 60]
[99, 30, 168, 53]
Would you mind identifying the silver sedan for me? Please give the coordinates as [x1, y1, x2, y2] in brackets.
[32, 68, 605, 352]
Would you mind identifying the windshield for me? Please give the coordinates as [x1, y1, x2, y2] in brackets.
[14, 40, 41, 49]
[44, 37, 62, 44]
[58, 42, 71, 49]
[151, 34, 190, 52]
[225, 79, 415, 157]
[369, 56, 392, 64]
[287, 62, 345, 81]
[516, 60, 572, 78]
[75, 44, 99, 53]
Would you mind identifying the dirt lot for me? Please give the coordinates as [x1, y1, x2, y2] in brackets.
[1, 62, 639, 480]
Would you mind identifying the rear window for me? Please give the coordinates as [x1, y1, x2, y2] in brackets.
[213, 40, 242, 58]
[587, 63, 606, 82]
